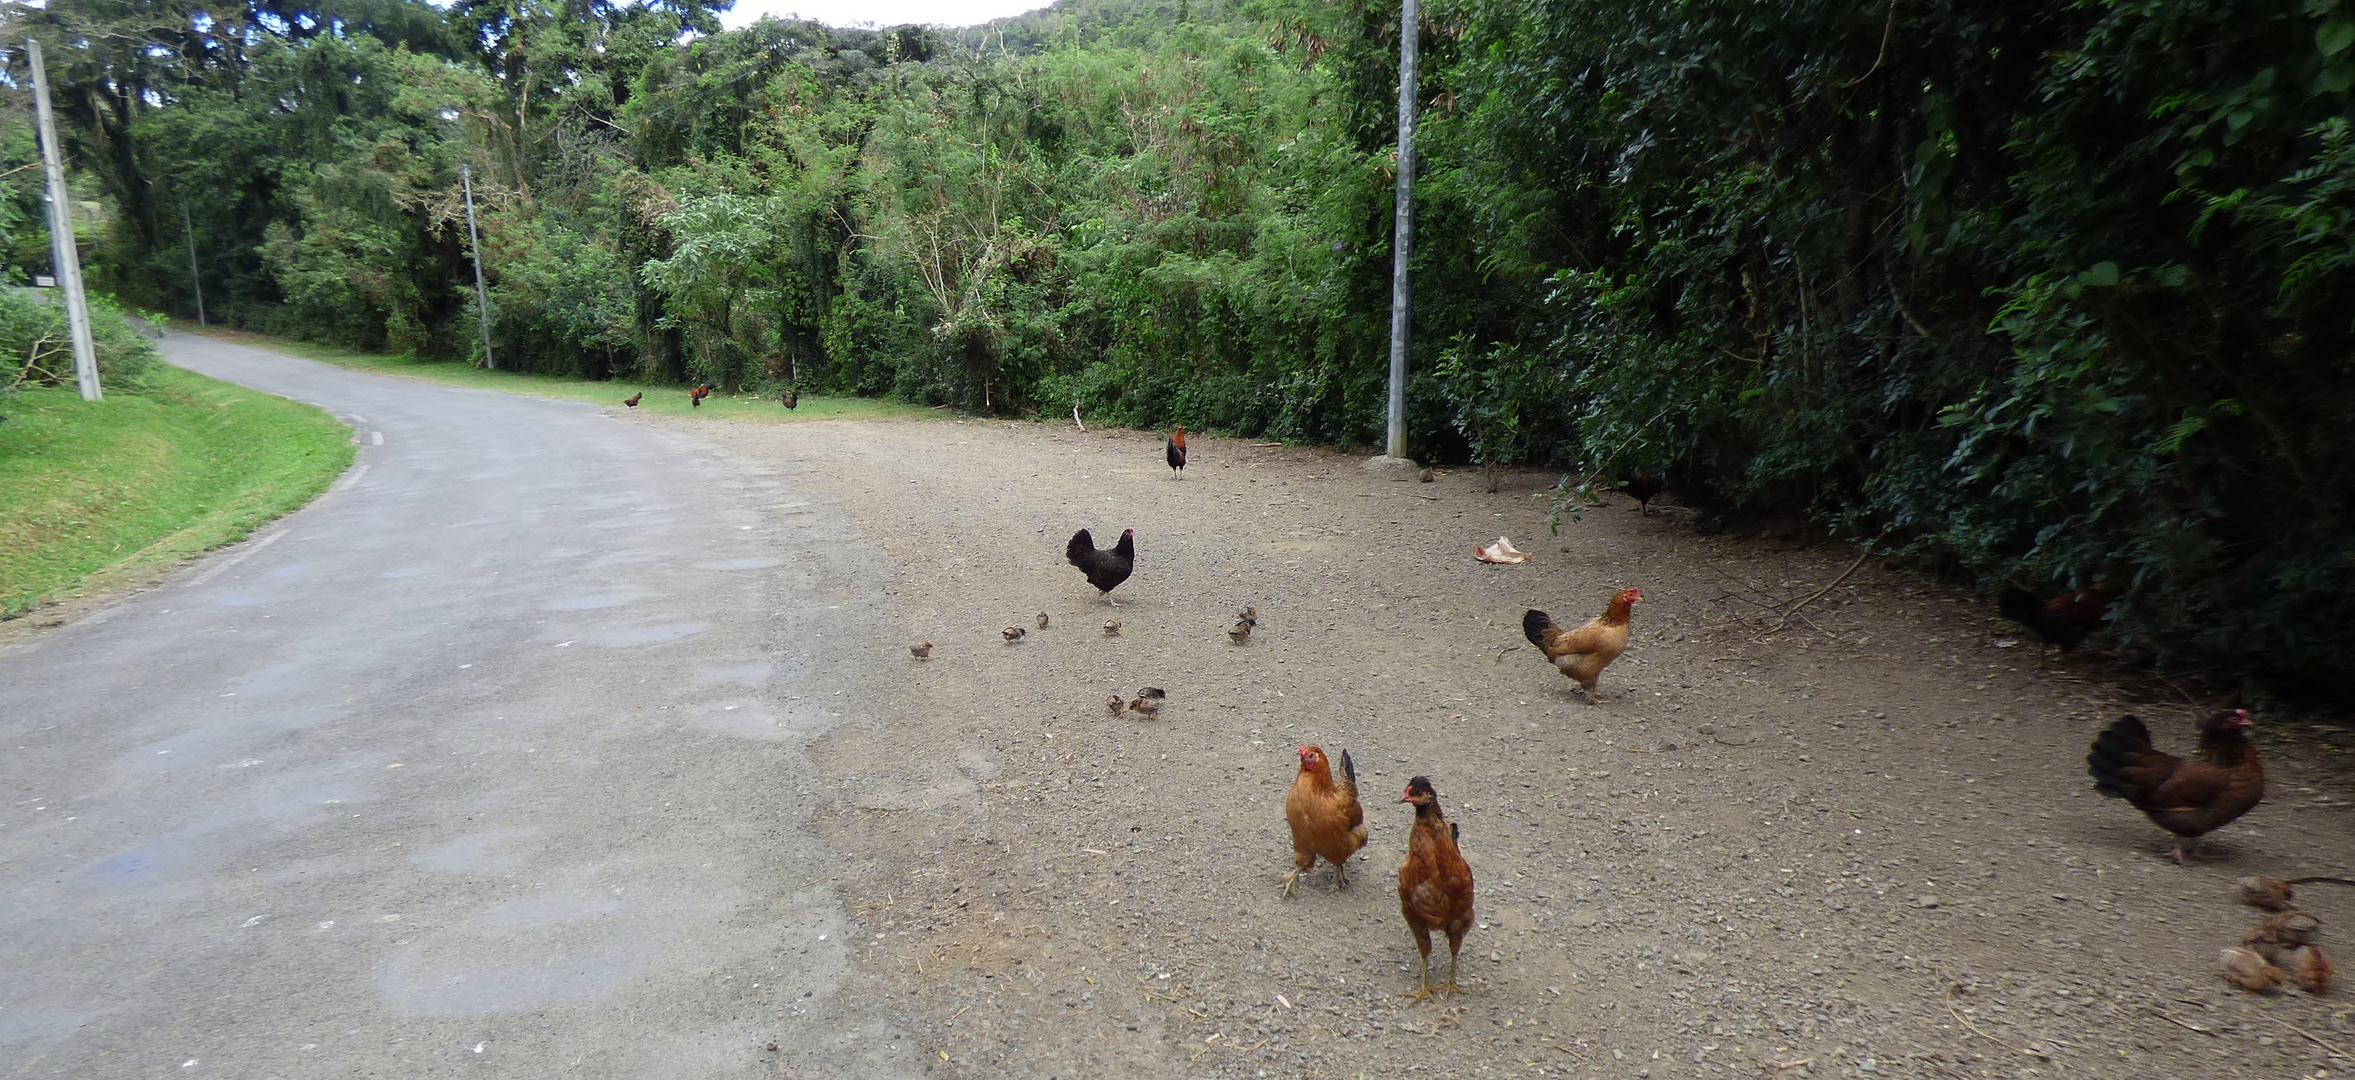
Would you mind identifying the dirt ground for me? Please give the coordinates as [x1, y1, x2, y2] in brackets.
[677, 415, 2355, 1080]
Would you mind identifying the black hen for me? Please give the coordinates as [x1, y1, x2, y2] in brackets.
[1620, 474, 1665, 515]
[1066, 528, 1136, 603]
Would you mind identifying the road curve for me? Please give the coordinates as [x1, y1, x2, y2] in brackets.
[0, 335, 913, 1078]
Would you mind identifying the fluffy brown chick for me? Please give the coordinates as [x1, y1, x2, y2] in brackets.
[1102, 619, 1122, 636]
[1003, 626, 1027, 644]
[2292, 945, 2334, 995]
[1229, 621, 1253, 644]
[2244, 911, 2322, 961]
[1037, 611, 1051, 630]
[909, 641, 932, 659]
[2222, 947, 2287, 993]
[1106, 694, 1126, 718]
[2239, 875, 2296, 910]
[1128, 687, 1165, 717]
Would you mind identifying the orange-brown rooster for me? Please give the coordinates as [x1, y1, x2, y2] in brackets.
[1283, 745, 1366, 896]
[1523, 587, 1642, 703]
[1397, 776, 1474, 1000]
[1166, 427, 1187, 477]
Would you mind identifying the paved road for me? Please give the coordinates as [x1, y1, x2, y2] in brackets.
[0, 336, 911, 1078]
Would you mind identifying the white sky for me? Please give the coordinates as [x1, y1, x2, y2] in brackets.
[718, 0, 1050, 30]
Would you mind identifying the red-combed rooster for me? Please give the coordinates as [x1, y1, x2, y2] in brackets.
[690, 381, 714, 408]
[1523, 587, 1642, 703]
[1166, 427, 1187, 477]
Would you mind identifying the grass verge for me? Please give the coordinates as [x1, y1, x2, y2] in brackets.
[193, 328, 929, 423]
[0, 364, 354, 619]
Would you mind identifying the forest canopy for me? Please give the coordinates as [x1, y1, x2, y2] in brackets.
[2, 0, 2350, 697]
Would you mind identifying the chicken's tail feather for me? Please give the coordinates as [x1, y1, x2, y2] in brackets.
[2087, 715, 2155, 799]
[1522, 609, 1554, 648]
[1066, 529, 1096, 566]
[1998, 587, 2045, 627]
[1338, 749, 1356, 789]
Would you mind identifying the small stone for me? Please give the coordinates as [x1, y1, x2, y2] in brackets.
[1911, 895, 1941, 909]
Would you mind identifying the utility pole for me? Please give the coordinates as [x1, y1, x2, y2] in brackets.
[182, 204, 206, 326]
[28, 38, 101, 401]
[1381, 0, 1419, 464]
[459, 163, 494, 369]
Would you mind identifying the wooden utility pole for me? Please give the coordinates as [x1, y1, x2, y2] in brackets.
[460, 164, 495, 369]
[182, 205, 206, 326]
[28, 38, 101, 401]
[1384, 0, 1419, 460]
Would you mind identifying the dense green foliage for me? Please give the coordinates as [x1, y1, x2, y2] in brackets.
[4, 0, 2349, 694]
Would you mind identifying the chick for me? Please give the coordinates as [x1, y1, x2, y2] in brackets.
[2247, 911, 2323, 954]
[2239, 875, 2296, 911]
[2221, 947, 2287, 993]
[1102, 619, 1122, 637]
[2291, 945, 2335, 995]
[1238, 605, 1258, 627]
[909, 641, 933, 660]
[1128, 686, 1166, 718]
[1106, 694, 1127, 718]
[1002, 627, 1027, 644]
[1229, 620, 1253, 644]
[1037, 612, 1051, 630]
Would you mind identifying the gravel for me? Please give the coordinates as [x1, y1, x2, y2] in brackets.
[671, 414, 2355, 1080]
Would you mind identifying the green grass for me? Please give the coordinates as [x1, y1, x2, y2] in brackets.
[0, 364, 355, 618]
[196, 329, 929, 423]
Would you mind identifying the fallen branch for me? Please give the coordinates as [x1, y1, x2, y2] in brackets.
[2146, 1007, 2215, 1036]
[1624, 741, 1693, 754]
[1946, 997, 2037, 1057]
[2264, 1014, 2349, 1058]
[1765, 529, 1889, 634]
[1072, 402, 1085, 431]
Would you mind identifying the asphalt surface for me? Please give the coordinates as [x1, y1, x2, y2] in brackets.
[0, 335, 914, 1079]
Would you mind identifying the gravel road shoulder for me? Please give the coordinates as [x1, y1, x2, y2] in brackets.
[668, 414, 2355, 1080]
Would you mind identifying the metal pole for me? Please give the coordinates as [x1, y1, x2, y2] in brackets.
[182, 204, 206, 326]
[1384, 0, 1419, 459]
[28, 39, 101, 401]
[459, 164, 494, 369]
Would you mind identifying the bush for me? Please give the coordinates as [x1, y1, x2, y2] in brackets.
[0, 288, 161, 404]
